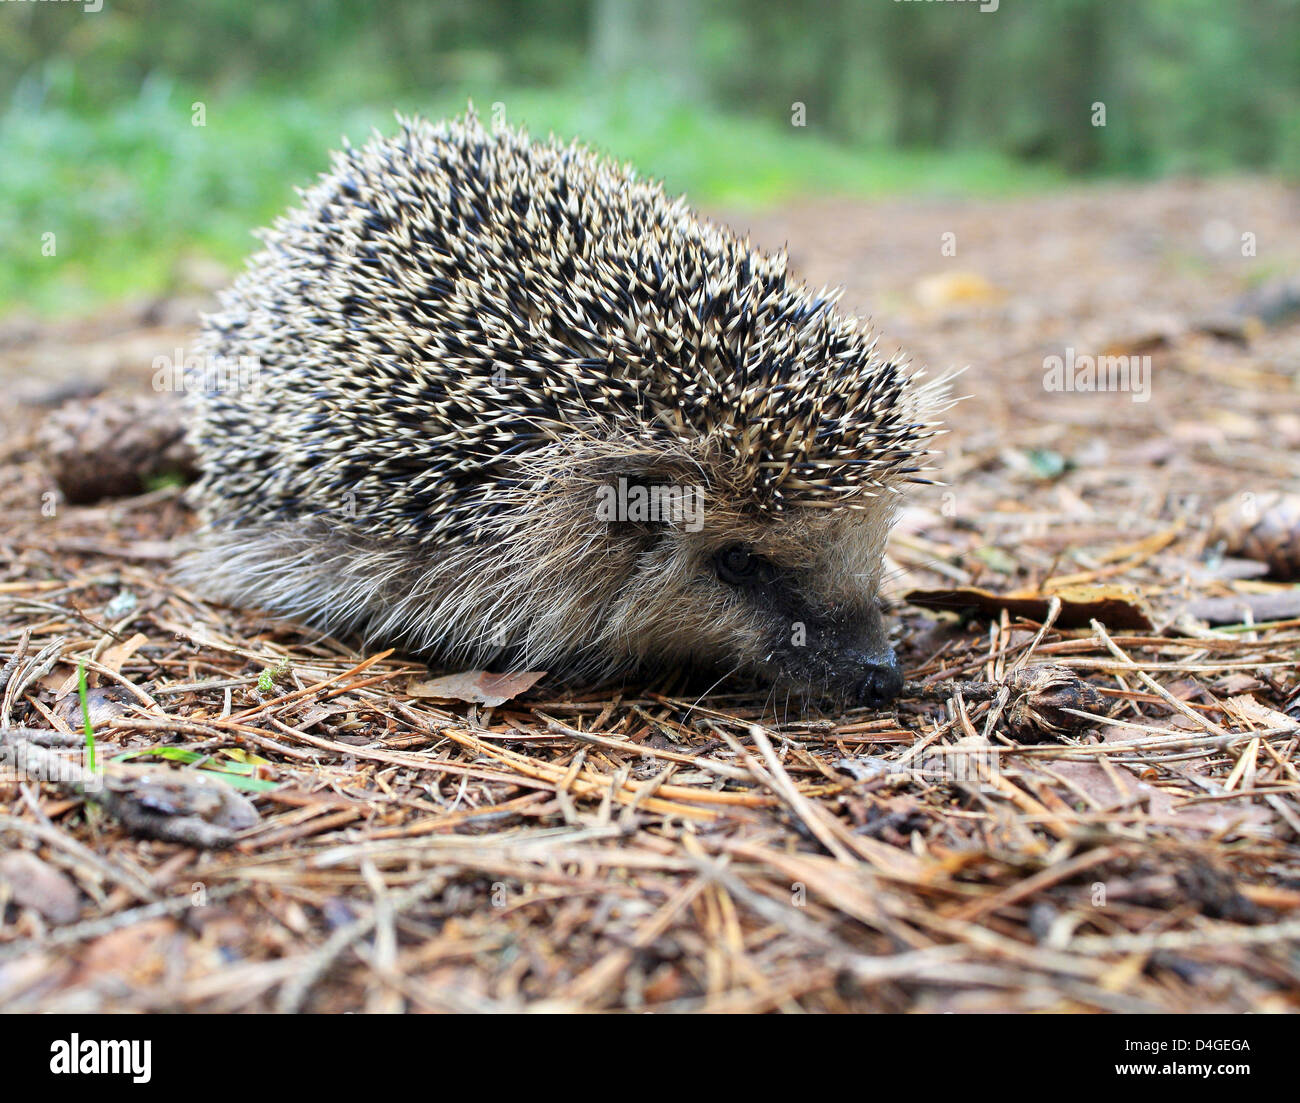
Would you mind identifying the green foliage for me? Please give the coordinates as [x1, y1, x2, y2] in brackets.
[1, 0, 1294, 314]
[1, 83, 1058, 314]
[111, 746, 280, 792]
[76, 661, 95, 773]
[257, 655, 291, 696]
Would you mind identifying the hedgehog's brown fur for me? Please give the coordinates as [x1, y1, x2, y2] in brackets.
[182, 112, 951, 706]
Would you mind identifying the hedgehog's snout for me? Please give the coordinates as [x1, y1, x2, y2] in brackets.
[744, 582, 904, 709]
[825, 639, 904, 708]
[854, 654, 905, 708]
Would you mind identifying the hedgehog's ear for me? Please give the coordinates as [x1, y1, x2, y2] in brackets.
[573, 440, 709, 491]
[606, 449, 701, 486]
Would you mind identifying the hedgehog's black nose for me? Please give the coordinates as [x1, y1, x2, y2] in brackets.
[857, 661, 904, 708]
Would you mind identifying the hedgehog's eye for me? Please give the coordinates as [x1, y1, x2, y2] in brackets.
[714, 544, 770, 586]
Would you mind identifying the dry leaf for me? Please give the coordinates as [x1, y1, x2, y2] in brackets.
[904, 583, 1154, 630]
[100, 631, 150, 674]
[0, 850, 82, 924]
[1221, 694, 1295, 730]
[53, 686, 133, 730]
[73, 918, 182, 989]
[407, 669, 547, 706]
[913, 270, 1002, 309]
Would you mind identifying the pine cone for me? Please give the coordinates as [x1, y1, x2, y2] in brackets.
[36, 393, 195, 504]
[1004, 664, 1105, 743]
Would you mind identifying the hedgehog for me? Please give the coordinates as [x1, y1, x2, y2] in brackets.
[182, 112, 951, 708]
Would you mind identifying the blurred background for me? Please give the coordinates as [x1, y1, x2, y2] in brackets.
[3, 0, 1299, 316]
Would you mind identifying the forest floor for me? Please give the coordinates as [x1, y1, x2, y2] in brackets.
[0, 177, 1298, 1013]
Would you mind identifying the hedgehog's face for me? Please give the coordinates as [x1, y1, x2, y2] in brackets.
[601, 491, 905, 709]
[707, 510, 905, 708]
